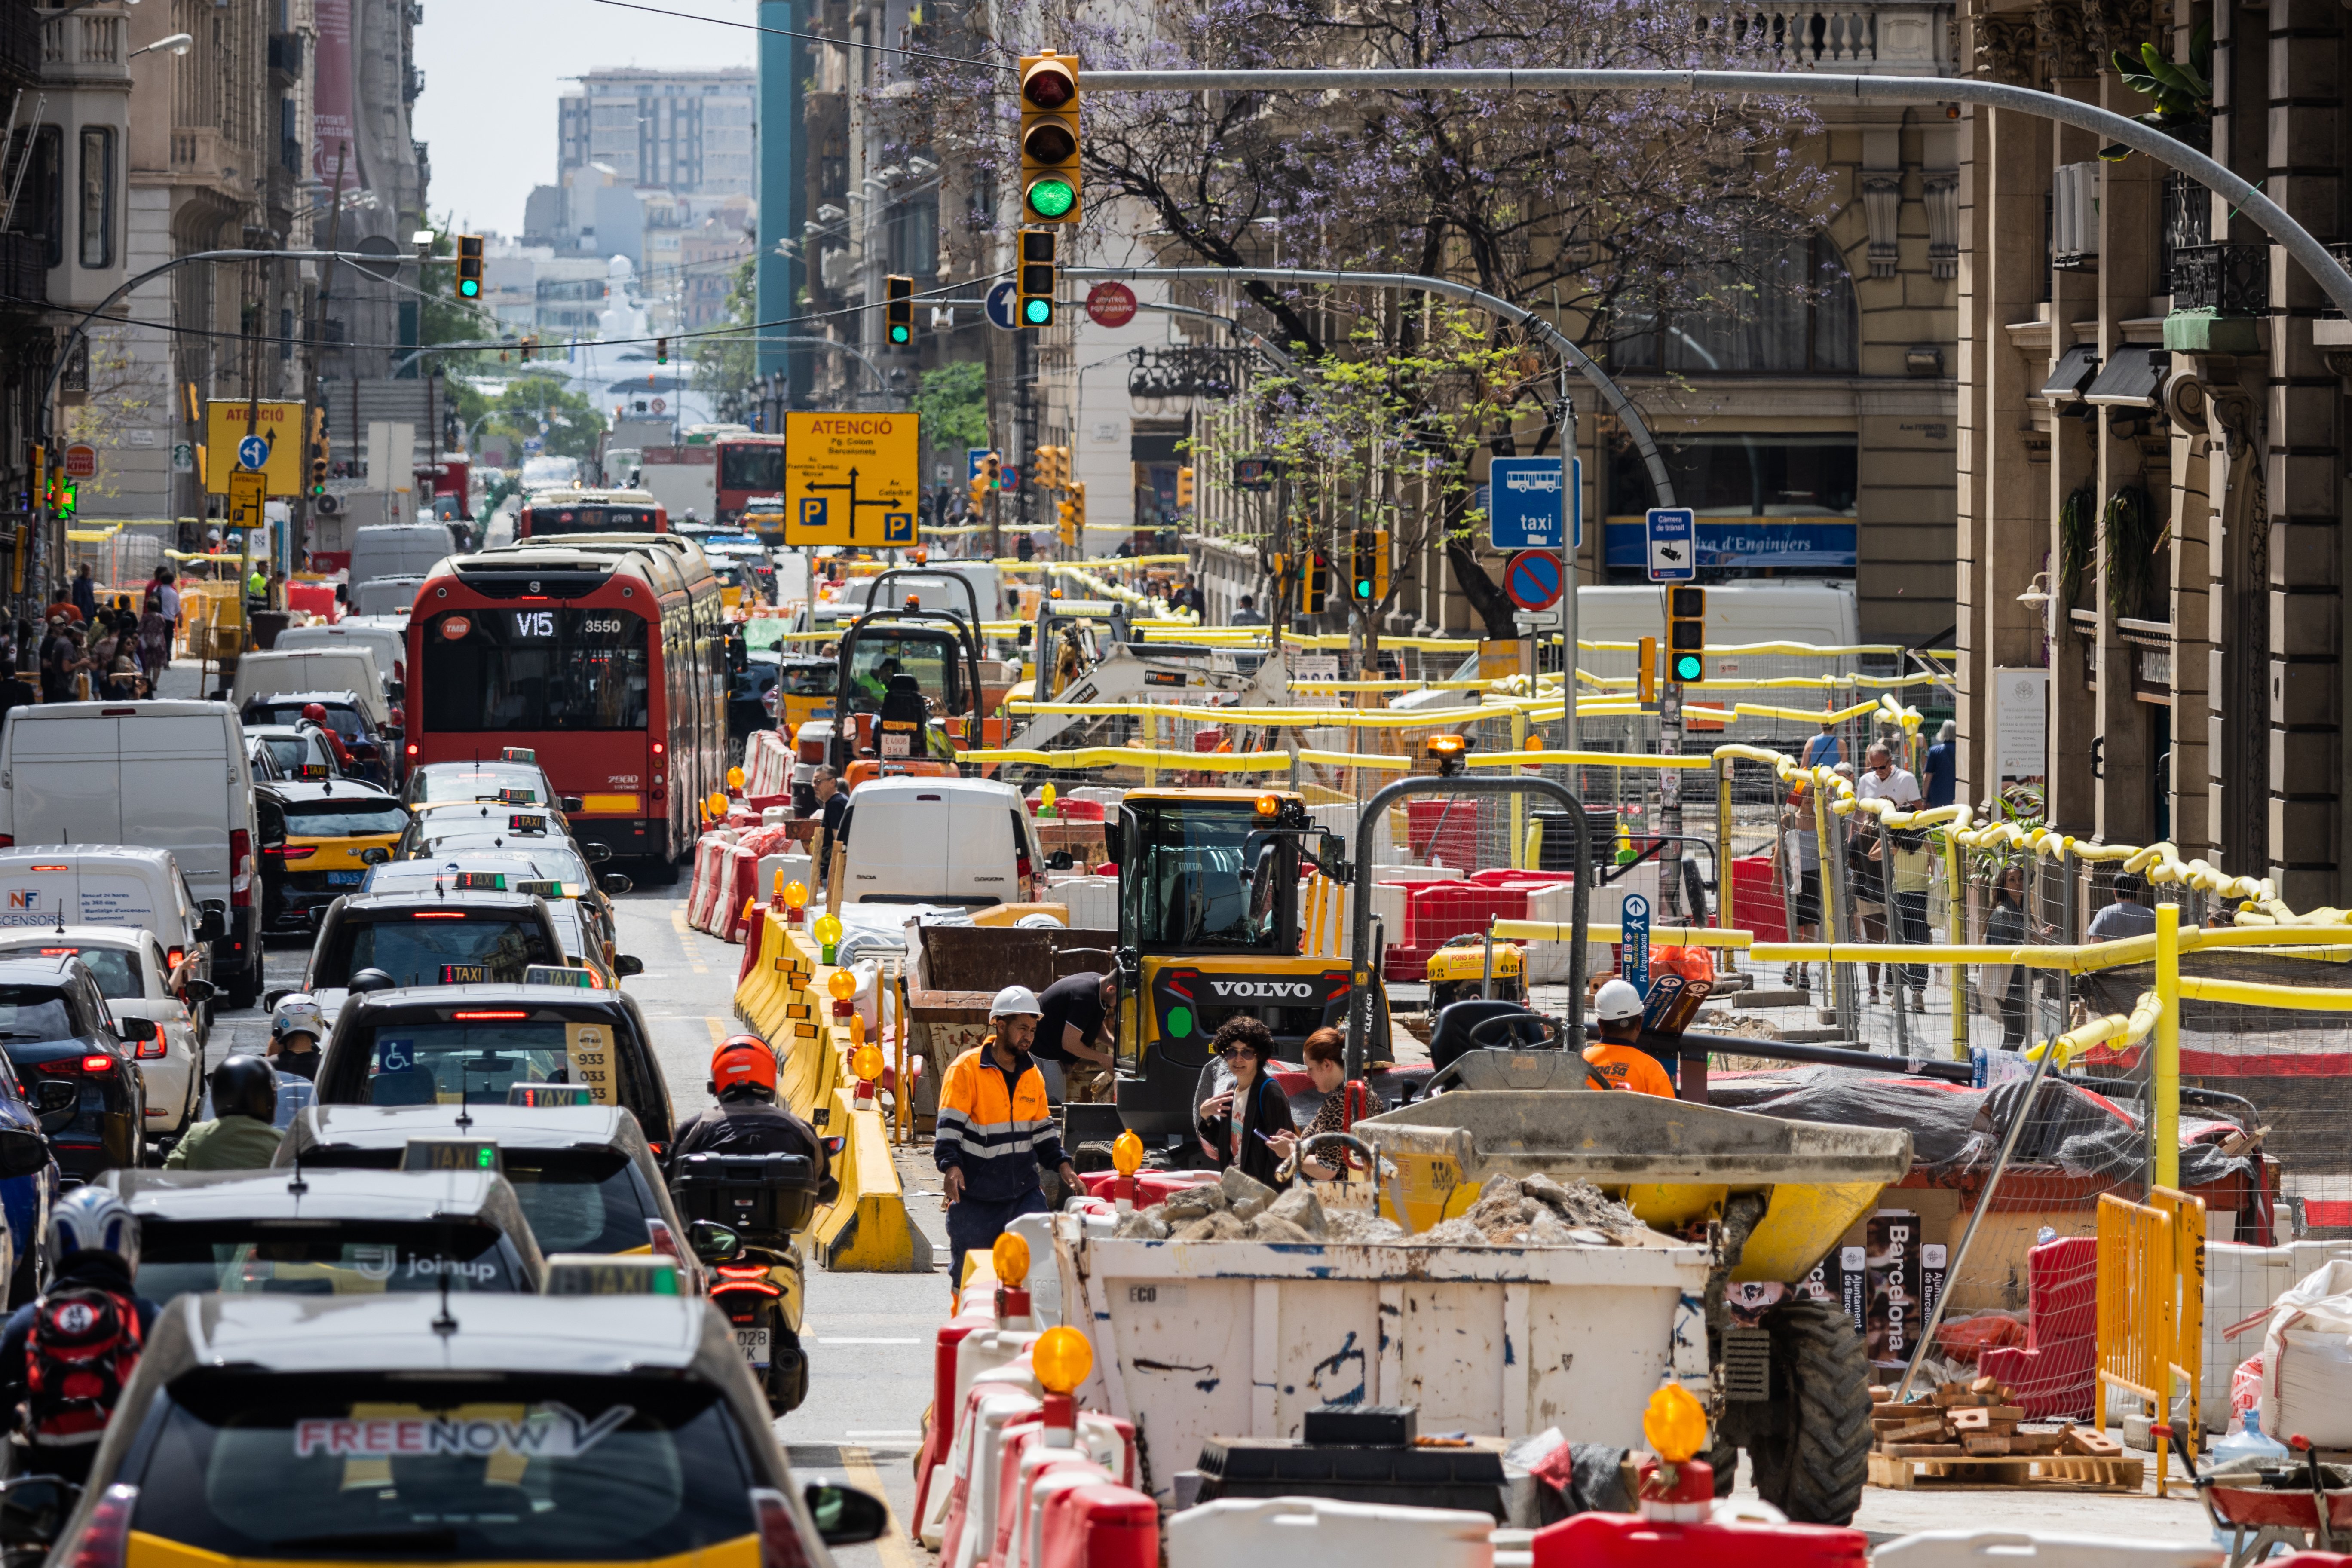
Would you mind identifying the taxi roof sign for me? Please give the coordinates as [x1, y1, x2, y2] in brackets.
[500, 748, 537, 763]
[402, 1138, 502, 1173]
[544, 1254, 681, 1297]
[507, 1081, 596, 1106]
[522, 965, 597, 990]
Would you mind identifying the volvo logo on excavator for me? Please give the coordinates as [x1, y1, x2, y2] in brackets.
[1205, 979, 1315, 1000]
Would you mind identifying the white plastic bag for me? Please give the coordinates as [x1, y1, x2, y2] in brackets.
[2257, 1258, 2352, 1444]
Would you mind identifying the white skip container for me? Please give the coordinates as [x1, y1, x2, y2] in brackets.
[1055, 1227, 1712, 1502]
[1169, 1496, 1497, 1568]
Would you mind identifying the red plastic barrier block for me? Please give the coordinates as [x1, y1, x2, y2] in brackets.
[2026, 1235, 2099, 1344]
[1533, 1509, 1867, 1568]
[1976, 1333, 2096, 1420]
[1729, 855, 1791, 943]
[1038, 1482, 1158, 1568]
[1075, 1170, 1218, 1210]
[1405, 798, 1485, 870]
[911, 1313, 993, 1524]
[1403, 884, 1531, 950]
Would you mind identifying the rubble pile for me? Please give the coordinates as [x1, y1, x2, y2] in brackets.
[1109, 1170, 1638, 1246]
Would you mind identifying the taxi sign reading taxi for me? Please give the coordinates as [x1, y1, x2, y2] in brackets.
[1646, 508, 1697, 582]
[782, 412, 921, 548]
[204, 399, 304, 494]
[1487, 456, 1581, 550]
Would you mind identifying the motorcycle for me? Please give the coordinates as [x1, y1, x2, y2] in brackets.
[673, 1152, 821, 1414]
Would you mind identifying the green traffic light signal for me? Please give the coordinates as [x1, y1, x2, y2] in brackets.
[1026, 177, 1076, 220]
[889, 323, 911, 344]
[1022, 296, 1053, 326]
[458, 278, 480, 298]
[1673, 653, 1703, 682]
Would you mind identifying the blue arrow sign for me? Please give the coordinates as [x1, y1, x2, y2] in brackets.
[1621, 891, 1652, 995]
[985, 281, 1019, 332]
[237, 435, 270, 471]
[1645, 508, 1696, 582]
[1487, 457, 1580, 550]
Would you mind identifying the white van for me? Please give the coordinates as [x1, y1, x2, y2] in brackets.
[349, 576, 425, 617]
[830, 776, 1045, 910]
[272, 622, 407, 698]
[349, 523, 459, 594]
[230, 649, 390, 729]
[0, 704, 261, 1004]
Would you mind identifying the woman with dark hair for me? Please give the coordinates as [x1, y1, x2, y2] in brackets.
[1270, 1027, 1357, 1182]
[1196, 1015, 1295, 1189]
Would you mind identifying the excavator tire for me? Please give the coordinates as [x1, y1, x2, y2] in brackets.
[1746, 1296, 1873, 1525]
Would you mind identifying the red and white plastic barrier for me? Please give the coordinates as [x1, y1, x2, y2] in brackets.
[743, 729, 794, 808]
[687, 833, 738, 934]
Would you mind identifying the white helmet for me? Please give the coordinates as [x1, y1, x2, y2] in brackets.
[272, 993, 327, 1042]
[989, 984, 1043, 1018]
[1594, 978, 1646, 1023]
[49, 1187, 138, 1273]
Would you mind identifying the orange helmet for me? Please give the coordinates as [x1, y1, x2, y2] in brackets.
[711, 1034, 778, 1095]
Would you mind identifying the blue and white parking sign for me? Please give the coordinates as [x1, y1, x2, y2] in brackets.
[1487, 457, 1581, 550]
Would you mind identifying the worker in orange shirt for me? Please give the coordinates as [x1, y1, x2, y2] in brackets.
[1583, 979, 1676, 1097]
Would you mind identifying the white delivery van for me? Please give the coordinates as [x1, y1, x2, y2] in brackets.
[830, 776, 1045, 910]
[0, 704, 261, 1005]
[349, 576, 425, 617]
[349, 523, 459, 595]
[271, 622, 407, 698]
[230, 649, 389, 729]
[1573, 582, 1860, 647]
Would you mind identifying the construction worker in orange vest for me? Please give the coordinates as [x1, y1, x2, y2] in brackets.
[1582, 979, 1676, 1097]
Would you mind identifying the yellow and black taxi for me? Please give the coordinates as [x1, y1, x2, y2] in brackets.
[102, 1164, 550, 1299]
[0, 1292, 886, 1568]
[255, 780, 411, 935]
[311, 983, 675, 1147]
[279, 1102, 703, 1288]
[361, 847, 634, 978]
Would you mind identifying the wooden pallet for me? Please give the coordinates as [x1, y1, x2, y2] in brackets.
[1869, 1452, 2146, 1493]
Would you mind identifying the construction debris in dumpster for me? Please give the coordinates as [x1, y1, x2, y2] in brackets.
[1111, 1170, 1647, 1246]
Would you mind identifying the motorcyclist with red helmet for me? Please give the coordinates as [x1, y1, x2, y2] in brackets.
[299, 701, 358, 774]
[667, 1036, 836, 1201]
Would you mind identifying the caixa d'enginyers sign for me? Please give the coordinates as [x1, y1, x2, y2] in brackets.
[1602, 518, 1858, 571]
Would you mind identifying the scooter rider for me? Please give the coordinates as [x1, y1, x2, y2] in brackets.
[0, 1189, 159, 1485]
[669, 1036, 838, 1203]
[164, 1055, 285, 1170]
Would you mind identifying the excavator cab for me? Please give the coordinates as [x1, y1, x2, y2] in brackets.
[1106, 789, 1384, 1138]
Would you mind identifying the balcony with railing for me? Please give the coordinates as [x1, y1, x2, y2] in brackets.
[39, 10, 123, 79]
[2164, 240, 2267, 355]
[1699, 1, 1957, 74]
[0, 2, 40, 87]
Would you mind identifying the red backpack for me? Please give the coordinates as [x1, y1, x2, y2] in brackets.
[23, 1285, 144, 1446]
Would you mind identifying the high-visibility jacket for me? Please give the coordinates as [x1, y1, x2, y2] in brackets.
[1583, 1042, 1675, 1098]
[935, 1045, 1065, 1204]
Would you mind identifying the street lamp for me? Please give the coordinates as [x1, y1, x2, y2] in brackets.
[127, 30, 191, 57]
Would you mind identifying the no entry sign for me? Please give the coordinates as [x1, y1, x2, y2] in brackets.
[1504, 549, 1563, 612]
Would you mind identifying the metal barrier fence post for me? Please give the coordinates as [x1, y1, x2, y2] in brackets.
[1878, 812, 1911, 1057]
[2058, 844, 2076, 1042]
[1813, 778, 1846, 1028]
[1945, 824, 1968, 1060]
[2155, 902, 2181, 1191]
[1715, 758, 1733, 973]
[1510, 710, 1528, 869]
[2095, 1187, 2204, 1495]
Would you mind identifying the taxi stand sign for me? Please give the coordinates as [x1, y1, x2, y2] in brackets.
[1486, 457, 1582, 550]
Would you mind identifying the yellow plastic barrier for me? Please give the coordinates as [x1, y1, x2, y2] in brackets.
[793, 927, 928, 1273]
[1490, 921, 1751, 948]
[2096, 1187, 2205, 1494]
[956, 746, 1413, 773]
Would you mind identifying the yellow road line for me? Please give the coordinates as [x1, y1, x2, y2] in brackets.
[838, 1445, 926, 1568]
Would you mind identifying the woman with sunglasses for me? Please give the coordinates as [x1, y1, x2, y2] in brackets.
[1195, 1015, 1295, 1190]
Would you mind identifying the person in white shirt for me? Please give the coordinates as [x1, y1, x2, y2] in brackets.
[1850, 744, 1923, 1003]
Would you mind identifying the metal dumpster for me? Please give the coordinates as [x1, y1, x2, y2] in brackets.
[1054, 1224, 1712, 1503]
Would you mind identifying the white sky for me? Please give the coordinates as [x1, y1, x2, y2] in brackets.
[409, 0, 759, 235]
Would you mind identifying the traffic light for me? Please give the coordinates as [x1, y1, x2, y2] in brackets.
[1017, 51, 1081, 224]
[1667, 585, 1706, 683]
[52, 477, 74, 521]
[310, 402, 331, 495]
[454, 233, 484, 300]
[1348, 530, 1389, 604]
[520, 334, 537, 361]
[1056, 494, 1076, 546]
[968, 471, 989, 511]
[1637, 635, 1657, 705]
[983, 450, 1002, 490]
[1069, 479, 1085, 539]
[1017, 228, 1057, 327]
[655, 337, 669, 365]
[885, 274, 913, 346]
[1300, 551, 1329, 615]
[1175, 466, 1194, 508]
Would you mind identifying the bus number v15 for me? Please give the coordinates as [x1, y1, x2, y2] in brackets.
[513, 611, 556, 638]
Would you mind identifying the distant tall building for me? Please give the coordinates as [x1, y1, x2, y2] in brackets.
[557, 69, 756, 199]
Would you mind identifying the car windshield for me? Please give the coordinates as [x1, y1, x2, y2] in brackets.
[137, 1221, 521, 1301]
[345, 1018, 617, 1108]
[258, 735, 325, 774]
[248, 703, 366, 741]
[0, 947, 138, 999]
[1124, 803, 1282, 950]
[779, 663, 836, 696]
[524, 504, 661, 536]
[313, 917, 554, 988]
[844, 633, 960, 714]
[129, 1373, 758, 1562]
[501, 1148, 655, 1254]
[370, 850, 592, 896]
[411, 768, 553, 805]
[0, 984, 77, 1041]
[718, 443, 786, 491]
[420, 610, 650, 733]
[284, 799, 410, 837]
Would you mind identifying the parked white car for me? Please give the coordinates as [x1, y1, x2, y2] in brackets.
[0, 925, 208, 1136]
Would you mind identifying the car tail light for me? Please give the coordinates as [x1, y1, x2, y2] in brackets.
[80, 1054, 113, 1074]
[279, 846, 316, 860]
[714, 1266, 781, 1297]
[0, 835, 11, 848]
[646, 1218, 682, 1263]
[451, 1010, 527, 1020]
[750, 1488, 813, 1568]
[134, 1025, 167, 1060]
[652, 742, 665, 756]
[413, 911, 466, 919]
[56, 1483, 136, 1568]
[230, 829, 253, 908]
[407, 743, 420, 756]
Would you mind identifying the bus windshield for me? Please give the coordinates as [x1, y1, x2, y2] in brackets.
[524, 505, 662, 536]
[420, 609, 650, 732]
[718, 444, 786, 493]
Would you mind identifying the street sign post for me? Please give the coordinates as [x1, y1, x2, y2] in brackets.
[1487, 456, 1580, 549]
[1621, 891, 1652, 995]
[1503, 549, 1563, 613]
[1645, 508, 1696, 582]
[204, 400, 304, 494]
[227, 469, 266, 534]
[780, 411, 922, 548]
[985, 281, 1019, 331]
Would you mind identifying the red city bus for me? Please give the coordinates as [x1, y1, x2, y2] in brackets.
[713, 435, 787, 524]
[405, 536, 725, 874]
[516, 488, 670, 539]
